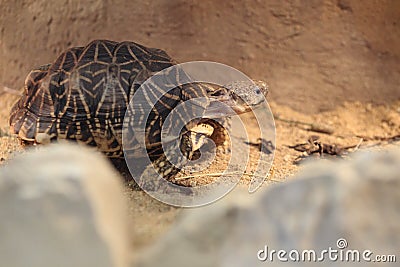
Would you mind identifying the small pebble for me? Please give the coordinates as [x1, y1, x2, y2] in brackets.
[283, 154, 291, 162]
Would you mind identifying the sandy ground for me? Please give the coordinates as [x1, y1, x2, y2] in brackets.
[1, 90, 399, 249]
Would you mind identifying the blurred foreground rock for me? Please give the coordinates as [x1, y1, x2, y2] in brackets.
[136, 149, 400, 267]
[0, 143, 131, 267]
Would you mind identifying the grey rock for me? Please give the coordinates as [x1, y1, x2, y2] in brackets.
[0, 143, 131, 267]
[136, 149, 400, 267]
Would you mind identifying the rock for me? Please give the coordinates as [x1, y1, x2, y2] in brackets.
[135, 149, 400, 267]
[0, 143, 131, 267]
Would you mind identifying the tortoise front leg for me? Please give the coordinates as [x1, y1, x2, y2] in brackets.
[137, 131, 193, 189]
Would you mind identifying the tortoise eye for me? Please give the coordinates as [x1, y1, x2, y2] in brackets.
[230, 92, 238, 101]
[255, 88, 261, 94]
[211, 89, 225, 97]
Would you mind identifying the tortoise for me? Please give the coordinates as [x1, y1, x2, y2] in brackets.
[9, 40, 268, 181]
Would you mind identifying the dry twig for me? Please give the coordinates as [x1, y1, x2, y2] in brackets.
[289, 135, 360, 161]
[175, 170, 281, 183]
[275, 115, 334, 134]
[246, 138, 275, 154]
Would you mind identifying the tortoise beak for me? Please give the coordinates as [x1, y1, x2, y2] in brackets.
[203, 96, 249, 118]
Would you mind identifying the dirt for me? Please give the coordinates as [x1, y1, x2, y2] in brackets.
[1, 94, 399, 250]
[0, 0, 399, 256]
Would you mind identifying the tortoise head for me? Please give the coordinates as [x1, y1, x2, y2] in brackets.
[204, 80, 268, 118]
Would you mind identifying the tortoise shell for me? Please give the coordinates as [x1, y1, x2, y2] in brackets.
[9, 40, 209, 159]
